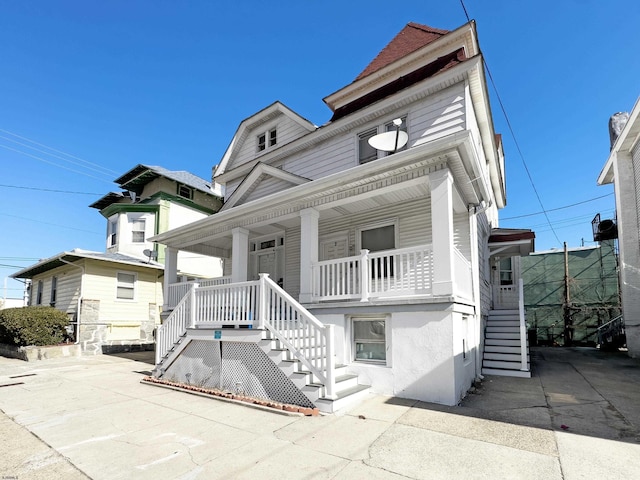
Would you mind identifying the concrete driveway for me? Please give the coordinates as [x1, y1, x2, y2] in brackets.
[0, 347, 639, 479]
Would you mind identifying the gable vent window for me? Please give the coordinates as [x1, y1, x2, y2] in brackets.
[178, 184, 194, 200]
[257, 128, 277, 153]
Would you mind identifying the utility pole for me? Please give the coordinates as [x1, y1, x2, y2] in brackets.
[563, 242, 572, 346]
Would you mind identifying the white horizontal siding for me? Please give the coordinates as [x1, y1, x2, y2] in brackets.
[241, 176, 296, 205]
[231, 115, 312, 170]
[284, 134, 355, 180]
[30, 265, 81, 316]
[284, 226, 301, 299]
[453, 212, 471, 259]
[412, 83, 466, 147]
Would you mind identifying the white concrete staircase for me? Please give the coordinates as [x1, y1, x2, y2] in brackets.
[258, 330, 370, 414]
[482, 309, 531, 378]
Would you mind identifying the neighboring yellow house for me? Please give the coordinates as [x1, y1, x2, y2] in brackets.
[11, 249, 164, 354]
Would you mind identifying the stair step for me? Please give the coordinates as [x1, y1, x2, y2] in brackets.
[484, 352, 529, 362]
[485, 338, 523, 347]
[489, 309, 520, 316]
[484, 345, 523, 354]
[482, 368, 531, 378]
[483, 359, 530, 370]
[486, 320, 520, 327]
[315, 384, 371, 414]
[486, 326, 521, 333]
[486, 332, 521, 340]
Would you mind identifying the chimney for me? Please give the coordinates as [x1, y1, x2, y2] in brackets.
[609, 112, 630, 149]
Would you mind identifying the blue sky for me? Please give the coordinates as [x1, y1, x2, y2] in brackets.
[1, 0, 639, 298]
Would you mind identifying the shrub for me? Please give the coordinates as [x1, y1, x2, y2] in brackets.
[0, 306, 70, 347]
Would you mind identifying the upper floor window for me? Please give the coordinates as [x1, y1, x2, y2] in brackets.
[257, 128, 277, 153]
[177, 184, 194, 200]
[116, 272, 136, 300]
[50, 276, 57, 306]
[108, 218, 118, 247]
[131, 218, 146, 243]
[358, 116, 408, 164]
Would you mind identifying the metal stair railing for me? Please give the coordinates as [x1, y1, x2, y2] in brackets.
[597, 315, 624, 345]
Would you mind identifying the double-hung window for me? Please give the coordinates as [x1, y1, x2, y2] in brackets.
[116, 272, 136, 300]
[358, 116, 408, 164]
[257, 127, 277, 153]
[108, 218, 118, 247]
[360, 222, 396, 278]
[36, 280, 43, 305]
[131, 218, 146, 243]
[50, 276, 57, 306]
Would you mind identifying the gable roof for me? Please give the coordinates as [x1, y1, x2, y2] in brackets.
[221, 163, 310, 211]
[11, 249, 163, 279]
[355, 23, 450, 81]
[214, 102, 317, 179]
[599, 96, 640, 185]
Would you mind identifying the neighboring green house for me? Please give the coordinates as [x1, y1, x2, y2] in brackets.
[522, 242, 620, 346]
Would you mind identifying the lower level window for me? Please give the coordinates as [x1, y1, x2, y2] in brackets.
[353, 317, 386, 363]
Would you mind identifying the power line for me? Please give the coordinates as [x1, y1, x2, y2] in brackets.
[0, 129, 119, 176]
[0, 212, 102, 235]
[459, 1, 561, 246]
[500, 193, 615, 220]
[0, 183, 102, 196]
[0, 144, 116, 184]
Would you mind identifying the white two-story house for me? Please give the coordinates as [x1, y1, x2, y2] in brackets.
[149, 21, 532, 412]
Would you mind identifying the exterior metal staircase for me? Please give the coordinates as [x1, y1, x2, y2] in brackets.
[482, 309, 531, 378]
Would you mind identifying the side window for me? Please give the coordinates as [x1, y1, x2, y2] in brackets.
[177, 184, 194, 200]
[499, 257, 513, 285]
[50, 276, 57, 306]
[36, 280, 43, 305]
[131, 218, 146, 243]
[116, 272, 136, 300]
[108, 217, 118, 247]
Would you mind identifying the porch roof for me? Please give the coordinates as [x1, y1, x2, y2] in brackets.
[151, 131, 481, 257]
[488, 228, 535, 258]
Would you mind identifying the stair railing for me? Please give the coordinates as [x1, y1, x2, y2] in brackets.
[155, 283, 197, 365]
[260, 274, 336, 399]
[518, 278, 528, 371]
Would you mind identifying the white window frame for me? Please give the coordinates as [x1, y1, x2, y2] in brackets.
[350, 315, 391, 366]
[357, 114, 409, 165]
[257, 126, 277, 153]
[356, 218, 398, 253]
[177, 184, 194, 200]
[116, 271, 136, 301]
[131, 217, 146, 243]
[108, 217, 118, 247]
[50, 276, 57, 306]
[36, 280, 43, 305]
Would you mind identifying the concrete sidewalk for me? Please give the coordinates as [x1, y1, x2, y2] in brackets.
[0, 347, 639, 479]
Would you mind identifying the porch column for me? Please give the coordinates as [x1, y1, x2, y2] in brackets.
[231, 227, 250, 283]
[429, 168, 454, 296]
[299, 208, 319, 303]
[162, 247, 178, 311]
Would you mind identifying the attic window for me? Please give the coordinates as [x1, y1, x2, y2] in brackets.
[257, 128, 277, 153]
[178, 184, 194, 200]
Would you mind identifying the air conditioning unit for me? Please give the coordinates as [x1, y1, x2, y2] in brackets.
[592, 213, 618, 242]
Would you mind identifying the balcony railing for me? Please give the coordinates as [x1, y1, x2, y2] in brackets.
[311, 245, 434, 302]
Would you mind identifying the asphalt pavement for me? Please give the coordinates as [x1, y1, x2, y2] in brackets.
[0, 346, 638, 479]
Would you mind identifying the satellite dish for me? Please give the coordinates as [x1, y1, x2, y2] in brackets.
[368, 130, 408, 153]
[143, 249, 158, 263]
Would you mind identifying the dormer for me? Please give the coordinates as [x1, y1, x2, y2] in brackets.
[213, 102, 316, 191]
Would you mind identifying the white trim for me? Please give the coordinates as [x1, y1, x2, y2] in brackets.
[356, 218, 399, 252]
[116, 271, 137, 301]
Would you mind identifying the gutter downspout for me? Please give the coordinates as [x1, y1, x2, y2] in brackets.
[59, 257, 85, 345]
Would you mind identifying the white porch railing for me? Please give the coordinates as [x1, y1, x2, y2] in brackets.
[453, 248, 473, 300]
[493, 285, 519, 310]
[518, 278, 528, 371]
[156, 274, 336, 398]
[311, 245, 434, 301]
[167, 276, 231, 310]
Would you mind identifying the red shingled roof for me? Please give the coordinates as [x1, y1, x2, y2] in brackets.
[355, 22, 450, 81]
